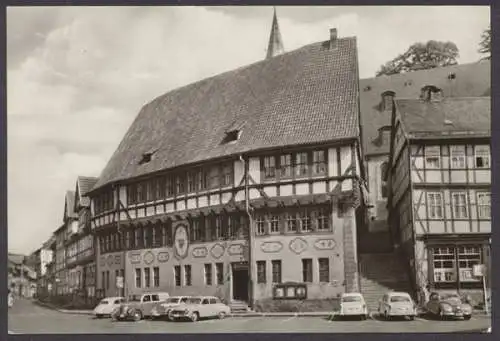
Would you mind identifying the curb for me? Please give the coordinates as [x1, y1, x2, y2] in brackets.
[230, 312, 331, 318]
[35, 300, 94, 316]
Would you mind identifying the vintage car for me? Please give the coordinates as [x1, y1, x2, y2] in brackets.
[93, 297, 125, 318]
[8, 291, 13, 308]
[336, 293, 368, 320]
[151, 296, 191, 320]
[378, 292, 417, 320]
[111, 292, 170, 321]
[169, 296, 231, 322]
[425, 292, 472, 320]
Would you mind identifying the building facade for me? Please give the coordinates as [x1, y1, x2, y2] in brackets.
[90, 27, 368, 310]
[387, 89, 491, 304]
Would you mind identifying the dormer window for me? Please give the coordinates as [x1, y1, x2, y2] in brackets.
[222, 121, 245, 144]
[138, 150, 157, 165]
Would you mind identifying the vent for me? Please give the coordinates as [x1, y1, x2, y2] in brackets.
[224, 130, 242, 143]
[363, 85, 372, 92]
[138, 150, 157, 165]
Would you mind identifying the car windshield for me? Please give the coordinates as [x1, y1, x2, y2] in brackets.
[166, 298, 180, 304]
[342, 296, 362, 303]
[128, 295, 141, 302]
[442, 294, 461, 301]
[390, 296, 411, 303]
[187, 298, 202, 304]
[99, 300, 109, 305]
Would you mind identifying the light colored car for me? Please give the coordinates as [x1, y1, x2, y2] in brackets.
[8, 292, 13, 308]
[378, 292, 417, 320]
[151, 296, 191, 320]
[425, 292, 472, 320]
[112, 292, 170, 321]
[337, 293, 368, 320]
[169, 296, 231, 322]
[93, 297, 125, 318]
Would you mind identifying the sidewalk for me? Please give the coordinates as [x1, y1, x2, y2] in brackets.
[34, 300, 94, 315]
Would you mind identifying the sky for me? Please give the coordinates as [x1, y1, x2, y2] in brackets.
[7, 6, 490, 255]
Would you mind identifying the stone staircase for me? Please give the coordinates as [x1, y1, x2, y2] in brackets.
[229, 300, 250, 313]
[359, 253, 413, 312]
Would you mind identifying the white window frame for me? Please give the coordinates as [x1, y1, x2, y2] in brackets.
[450, 145, 466, 169]
[477, 192, 491, 219]
[299, 211, 311, 232]
[474, 145, 490, 169]
[425, 146, 441, 169]
[269, 215, 280, 234]
[432, 246, 456, 283]
[457, 245, 482, 282]
[451, 192, 468, 219]
[427, 192, 444, 219]
[256, 216, 266, 235]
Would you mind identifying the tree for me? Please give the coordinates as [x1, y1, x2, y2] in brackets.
[376, 40, 459, 77]
[478, 26, 491, 60]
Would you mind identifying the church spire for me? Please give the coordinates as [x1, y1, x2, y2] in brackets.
[266, 7, 285, 59]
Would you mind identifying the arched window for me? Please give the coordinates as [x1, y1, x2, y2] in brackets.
[381, 162, 389, 199]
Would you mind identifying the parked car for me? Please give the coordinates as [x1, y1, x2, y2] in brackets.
[8, 291, 13, 308]
[151, 296, 191, 320]
[378, 292, 417, 320]
[93, 297, 125, 318]
[169, 296, 231, 322]
[336, 293, 368, 320]
[425, 292, 472, 320]
[112, 292, 170, 322]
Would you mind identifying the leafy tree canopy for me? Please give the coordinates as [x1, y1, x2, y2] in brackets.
[478, 26, 491, 60]
[376, 40, 459, 77]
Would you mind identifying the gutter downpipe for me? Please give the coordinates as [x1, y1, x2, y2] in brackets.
[115, 184, 127, 303]
[240, 155, 255, 310]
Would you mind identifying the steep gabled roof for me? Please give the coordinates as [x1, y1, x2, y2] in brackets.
[395, 97, 490, 139]
[93, 37, 360, 191]
[75, 176, 99, 209]
[360, 60, 490, 155]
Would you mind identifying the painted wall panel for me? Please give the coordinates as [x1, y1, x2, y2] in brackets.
[312, 182, 327, 194]
[210, 195, 220, 206]
[475, 170, 491, 183]
[454, 221, 471, 233]
[146, 206, 155, 216]
[328, 147, 338, 177]
[479, 221, 491, 233]
[263, 186, 277, 197]
[428, 221, 445, 234]
[166, 203, 174, 213]
[234, 191, 245, 203]
[177, 201, 186, 211]
[280, 185, 293, 197]
[450, 171, 467, 183]
[221, 193, 232, 205]
[249, 158, 261, 184]
[296, 183, 309, 195]
[340, 146, 351, 175]
[249, 189, 260, 200]
[234, 160, 244, 187]
[156, 205, 164, 215]
[187, 198, 197, 210]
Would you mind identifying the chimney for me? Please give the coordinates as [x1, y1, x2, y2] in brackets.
[381, 90, 396, 112]
[330, 28, 337, 49]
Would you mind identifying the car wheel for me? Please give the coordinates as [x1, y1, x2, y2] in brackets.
[439, 309, 445, 321]
[464, 315, 472, 321]
[384, 311, 390, 321]
[190, 312, 199, 322]
[133, 310, 142, 322]
[96, 314, 103, 319]
[409, 315, 415, 321]
[217, 311, 227, 319]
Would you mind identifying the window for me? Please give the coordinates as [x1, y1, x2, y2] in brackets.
[272, 260, 282, 283]
[296, 152, 308, 177]
[318, 258, 329, 283]
[101, 271, 105, 290]
[257, 261, 266, 283]
[187, 172, 197, 193]
[312, 150, 326, 175]
[153, 224, 162, 247]
[135, 227, 143, 248]
[153, 267, 159, 287]
[127, 184, 137, 205]
[191, 219, 201, 242]
[144, 226, 153, 248]
[270, 215, 280, 233]
[115, 269, 119, 287]
[425, 146, 441, 169]
[452, 192, 468, 219]
[174, 266, 181, 287]
[144, 268, 151, 288]
[137, 182, 146, 202]
[156, 177, 166, 199]
[151, 294, 159, 302]
[197, 169, 208, 191]
[475, 145, 490, 168]
[299, 211, 311, 232]
[302, 259, 313, 283]
[221, 163, 233, 187]
[176, 175, 186, 194]
[166, 176, 174, 196]
[263, 156, 276, 179]
[215, 217, 223, 240]
[432, 247, 456, 283]
[147, 180, 156, 202]
[216, 263, 224, 285]
[477, 192, 491, 219]
[427, 192, 443, 219]
[204, 264, 212, 286]
[143, 295, 151, 302]
[209, 166, 220, 189]
[380, 162, 388, 198]
[162, 224, 169, 246]
[106, 271, 110, 289]
[286, 213, 297, 232]
[316, 208, 329, 231]
[450, 146, 465, 168]
[184, 265, 192, 286]
[210, 298, 217, 304]
[280, 154, 292, 178]
[135, 268, 142, 288]
[256, 216, 266, 235]
[457, 246, 482, 282]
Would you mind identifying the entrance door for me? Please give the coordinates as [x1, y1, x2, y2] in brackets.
[232, 262, 249, 301]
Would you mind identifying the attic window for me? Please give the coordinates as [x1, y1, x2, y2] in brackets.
[139, 150, 157, 165]
[224, 130, 241, 143]
[404, 80, 413, 86]
[448, 73, 456, 80]
[363, 85, 372, 92]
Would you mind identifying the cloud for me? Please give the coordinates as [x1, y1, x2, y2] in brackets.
[6, 6, 489, 254]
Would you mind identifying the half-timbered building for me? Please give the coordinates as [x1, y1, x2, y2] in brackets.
[386, 88, 491, 303]
[88, 26, 368, 311]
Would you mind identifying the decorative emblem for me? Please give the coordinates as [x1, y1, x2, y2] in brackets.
[260, 241, 283, 253]
[130, 253, 141, 264]
[157, 252, 169, 263]
[143, 251, 155, 265]
[192, 247, 208, 258]
[313, 239, 336, 251]
[99, 256, 106, 267]
[114, 255, 121, 265]
[174, 222, 189, 259]
[107, 255, 114, 266]
[210, 243, 225, 259]
[228, 243, 244, 256]
[289, 237, 308, 254]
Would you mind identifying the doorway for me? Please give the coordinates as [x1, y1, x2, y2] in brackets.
[231, 262, 249, 301]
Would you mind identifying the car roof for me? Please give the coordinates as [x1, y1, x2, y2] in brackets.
[342, 293, 363, 297]
[103, 296, 123, 300]
[387, 292, 411, 296]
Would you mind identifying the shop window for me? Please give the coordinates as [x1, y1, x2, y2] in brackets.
[257, 261, 266, 284]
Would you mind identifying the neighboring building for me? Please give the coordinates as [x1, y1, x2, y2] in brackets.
[8, 253, 37, 298]
[63, 190, 81, 294]
[26, 246, 53, 297]
[386, 89, 491, 303]
[54, 222, 68, 295]
[89, 25, 369, 311]
[358, 61, 491, 252]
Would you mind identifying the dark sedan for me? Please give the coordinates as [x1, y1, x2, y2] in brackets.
[425, 292, 472, 320]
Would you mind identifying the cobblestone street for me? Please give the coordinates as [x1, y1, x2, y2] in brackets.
[8, 299, 491, 334]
